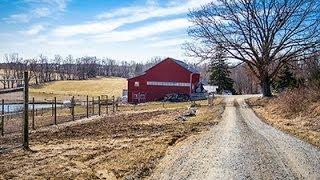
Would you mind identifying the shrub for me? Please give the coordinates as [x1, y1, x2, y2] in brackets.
[276, 86, 320, 117]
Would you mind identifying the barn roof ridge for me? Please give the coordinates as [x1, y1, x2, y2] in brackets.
[127, 57, 199, 80]
[146, 57, 199, 73]
[170, 58, 199, 74]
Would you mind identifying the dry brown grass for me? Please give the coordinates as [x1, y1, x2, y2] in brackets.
[1, 77, 127, 102]
[0, 98, 224, 179]
[30, 77, 127, 101]
[246, 87, 320, 147]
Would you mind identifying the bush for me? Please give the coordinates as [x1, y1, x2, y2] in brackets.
[276, 86, 320, 116]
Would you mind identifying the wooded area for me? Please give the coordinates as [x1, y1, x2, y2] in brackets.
[0, 54, 163, 88]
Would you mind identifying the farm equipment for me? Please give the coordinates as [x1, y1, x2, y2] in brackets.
[163, 93, 190, 102]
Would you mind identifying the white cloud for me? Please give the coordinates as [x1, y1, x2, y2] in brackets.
[3, 14, 30, 23]
[48, 39, 84, 46]
[93, 18, 191, 42]
[149, 38, 187, 47]
[96, 0, 211, 20]
[21, 24, 46, 35]
[29, 35, 84, 46]
[23, 0, 69, 11]
[51, 21, 123, 37]
[52, 0, 212, 37]
[32, 7, 51, 17]
[3, 0, 69, 23]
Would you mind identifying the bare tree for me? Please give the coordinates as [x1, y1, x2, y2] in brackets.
[186, 0, 320, 96]
[231, 64, 260, 94]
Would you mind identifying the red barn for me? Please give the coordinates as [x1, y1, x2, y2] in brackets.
[127, 57, 200, 103]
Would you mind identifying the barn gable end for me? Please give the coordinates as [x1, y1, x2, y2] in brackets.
[127, 58, 200, 103]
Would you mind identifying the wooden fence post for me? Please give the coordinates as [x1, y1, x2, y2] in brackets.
[51, 99, 54, 116]
[98, 96, 101, 116]
[54, 97, 57, 125]
[115, 98, 119, 111]
[23, 71, 29, 150]
[106, 95, 108, 114]
[92, 97, 95, 115]
[1, 99, 4, 136]
[112, 96, 115, 113]
[32, 97, 35, 130]
[86, 95, 89, 118]
[71, 96, 75, 121]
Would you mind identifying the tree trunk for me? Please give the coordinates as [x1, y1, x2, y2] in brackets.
[260, 77, 272, 97]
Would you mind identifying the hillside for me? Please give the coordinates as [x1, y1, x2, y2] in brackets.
[30, 77, 127, 100]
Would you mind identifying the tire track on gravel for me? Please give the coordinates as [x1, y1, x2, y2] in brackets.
[150, 96, 320, 180]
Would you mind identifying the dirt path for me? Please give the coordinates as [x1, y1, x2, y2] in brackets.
[150, 96, 320, 179]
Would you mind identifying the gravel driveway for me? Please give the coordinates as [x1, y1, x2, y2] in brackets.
[150, 96, 320, 179]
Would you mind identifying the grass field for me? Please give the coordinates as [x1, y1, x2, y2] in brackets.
[29, 77, 127, 101]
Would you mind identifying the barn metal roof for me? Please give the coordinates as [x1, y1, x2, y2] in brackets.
[171, 59, 199, 73]
[128, 57, 199, 79]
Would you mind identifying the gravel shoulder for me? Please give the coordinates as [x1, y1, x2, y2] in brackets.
[150, 96, 320, 179]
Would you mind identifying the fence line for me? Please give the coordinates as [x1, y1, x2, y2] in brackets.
[0, 94, 120, 137]
[1, 86, 212, 152]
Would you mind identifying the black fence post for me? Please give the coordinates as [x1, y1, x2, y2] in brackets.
[54, 97, 57, 125]
[98, 96, 101, 116]
[23, 71, 29, 150]
[86, 95, 89, 118]
[71, 96, 75, 121]
[92, 97, 95, 115]
[106, 95, 108, 114]
[32, 97, 35, 130]
[1, 99, 4, 136]
[115, 98, 119, 111]
[112, 96, 115, 113]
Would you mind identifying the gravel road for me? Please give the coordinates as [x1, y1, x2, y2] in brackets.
[150, 96, 320, 179]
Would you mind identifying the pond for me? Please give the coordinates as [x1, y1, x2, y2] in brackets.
[1, 103, 63, 113]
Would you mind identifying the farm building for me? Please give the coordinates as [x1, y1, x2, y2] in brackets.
[127, 57, 200, 103]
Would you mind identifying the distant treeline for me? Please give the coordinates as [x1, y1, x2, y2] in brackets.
[0, 53, 164, 88]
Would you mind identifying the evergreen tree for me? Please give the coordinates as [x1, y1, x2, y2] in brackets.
[208, 45, 235, 94]
[273, 64, 298, 92]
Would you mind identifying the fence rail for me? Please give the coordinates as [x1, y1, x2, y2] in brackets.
[0, 87, 24, 94]
[0, 78, 24, 81]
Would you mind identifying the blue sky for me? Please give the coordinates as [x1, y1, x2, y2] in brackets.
[0, 0, 212, 62]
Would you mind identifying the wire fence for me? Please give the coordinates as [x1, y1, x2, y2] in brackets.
[0, 95, 120, 135]
[0, 72, 28, 152]
[0, 95, 202, 137]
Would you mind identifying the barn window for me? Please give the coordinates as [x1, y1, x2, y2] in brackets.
[134, 81, 139, 87]
[147, 81, 190, 87]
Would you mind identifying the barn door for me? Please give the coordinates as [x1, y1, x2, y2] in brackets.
[132, 92, 146, 103]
